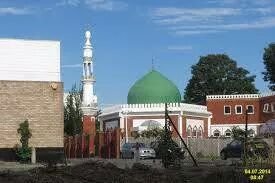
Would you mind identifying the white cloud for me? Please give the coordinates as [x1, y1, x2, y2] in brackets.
[62, 64, 82, 68]
[174, 30, 222, 36]
[152, 8, 241, 26]
[84, 0, 127, 11]
[208, 0, 273, 6]
[170, 17, 275, 31]
[0, 7, 33, 15]
[151, 5, 275, 36]
[168, 46, 193, 51]
[153, 7, 241, 17]
[56, 0, 80, 7]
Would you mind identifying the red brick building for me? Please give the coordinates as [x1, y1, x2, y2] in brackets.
[206, 93, 275, 137]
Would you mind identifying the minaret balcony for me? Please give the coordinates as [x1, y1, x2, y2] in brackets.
[81, 75, 96, 82]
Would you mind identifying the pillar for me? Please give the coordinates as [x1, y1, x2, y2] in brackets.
[83, 115, 96, 155]
[31, 147, 36, 164]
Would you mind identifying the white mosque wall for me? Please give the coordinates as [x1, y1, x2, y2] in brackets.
[186, 119, 204, 129]
[0, 39, 60, 82]
[100, 103, 210, 115]
[209, 124, 261, 136]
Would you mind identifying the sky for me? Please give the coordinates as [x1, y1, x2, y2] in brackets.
[0, 0, 275, 105]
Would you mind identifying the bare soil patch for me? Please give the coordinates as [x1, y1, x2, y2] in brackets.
[0, 160, 274, 183]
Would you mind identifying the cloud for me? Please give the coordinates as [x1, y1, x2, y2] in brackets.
[0, 7, 33, 15]
[171, 17, 275, 31]
[174, 30, 222, 36]
[152, 8, 240, 24]
[168, 46, 193, 51]
[56, 0, 80, 7]
[208, 0, 273, 6]
[151, 6, 275, 36]
[62, 64, 82, 68]
[84, 0, 127, 11]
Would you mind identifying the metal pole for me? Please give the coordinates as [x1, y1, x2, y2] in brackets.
[165, 103, 198, 167]
[244, 109, 248, 165]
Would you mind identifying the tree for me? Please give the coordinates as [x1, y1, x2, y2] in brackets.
[16, 120, 32, 162]
[231, 126, 254, 141]
[64, 84, 83, 136]
[262, 43, 275, 91]
[184, 54, 258, 104]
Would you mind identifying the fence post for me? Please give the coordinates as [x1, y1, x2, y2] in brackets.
[115, 128, 121, 159]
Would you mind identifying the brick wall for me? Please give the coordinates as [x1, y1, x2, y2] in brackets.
[207, 98, 261, 124]
[0, 80, 64, 148]
[260, 96, 275, 122]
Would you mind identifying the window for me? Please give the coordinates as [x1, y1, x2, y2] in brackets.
[224, 106, 231, 115]
[272, 103, 275, 112]
[235, 105, 242, 114]
[246, 105, 254, 114]
[225, 129, 231, 137]
[192, 126, 197, 138]
[197, 126, 203, 138]
[263, 103, 269, 113]
[213, 129, 220, 137]
[187, 125, 192, 137]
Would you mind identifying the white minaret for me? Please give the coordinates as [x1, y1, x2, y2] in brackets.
[82, 30, 97, 113]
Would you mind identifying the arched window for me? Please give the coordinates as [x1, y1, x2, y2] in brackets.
[213, 129, 220, 137]
[192, 126, 197, 138]
[197, 126, 203, 138]
[187, 125, 192, 137]
[225, 129, 231, 137]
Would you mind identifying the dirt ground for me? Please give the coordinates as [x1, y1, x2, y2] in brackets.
[0, 159, 274, 183]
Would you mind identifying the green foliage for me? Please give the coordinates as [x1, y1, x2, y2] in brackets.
[231, 126, 254, 141]
[138, 128, 164, 138]
[184, 54, 258, 104]
[64, 84, 83, 136]
[158, 125, 182, 168]
[16, 120, 32, 162]
[95, 110, 102, 132]
[262, 43, 275, 91]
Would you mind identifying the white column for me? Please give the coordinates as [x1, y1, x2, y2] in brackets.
[99, 120, 103, 131]
[31, 147, 36, 164]
[178, 112, 183, 148]
[208, 116, 212, 137]
[178, 112, 183, 137]
[125, 112, 128, 143]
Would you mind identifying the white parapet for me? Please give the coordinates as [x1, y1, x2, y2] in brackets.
[100, 102, 210, 116]
[206, 92, 275, 100]
[206, 94, 260, 100]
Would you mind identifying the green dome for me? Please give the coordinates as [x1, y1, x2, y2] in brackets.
[127, 70, 181, 104]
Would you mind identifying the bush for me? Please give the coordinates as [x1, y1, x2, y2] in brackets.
[15, 120, 32, 163]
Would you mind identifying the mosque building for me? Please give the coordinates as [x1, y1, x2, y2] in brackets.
[73, 30, 275, 141]
[98, 69, 212, 140]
